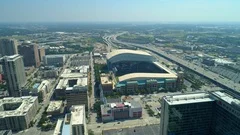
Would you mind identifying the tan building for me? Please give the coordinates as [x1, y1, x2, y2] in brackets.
[38, 47, 45, 62]
[100, 75, 113, 95]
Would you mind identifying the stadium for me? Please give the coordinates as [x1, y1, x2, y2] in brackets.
[106, 49, 180, 93]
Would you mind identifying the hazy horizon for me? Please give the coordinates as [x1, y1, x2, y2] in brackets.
[1, 0, 240, 23]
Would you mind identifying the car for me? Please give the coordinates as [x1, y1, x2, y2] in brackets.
[97, 126, 101, 128]
[117, 122, 120, 124]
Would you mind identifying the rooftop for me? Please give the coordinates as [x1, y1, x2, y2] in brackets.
[107, 49, 151, 60]
[45, 54, 65, 58]
[0, 96, 38, 117]
[118, 73, 177, 82]
[71, 105, 85, 125]
[211, 91, 240, 108]
[101, 100, 141, 115]
[56, 77, 87, 90]
[0, 54, 22, 61]
[46, 101, 63, 113]
[53, 119, 63, 135]
[164, 92, 215, 105]
[101, 76, 112, 85]
[60, 66, 89, 78]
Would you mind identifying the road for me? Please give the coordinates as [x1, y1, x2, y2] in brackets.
[89, 52, 96, 110]
[104, 34, 240, 95]
[33, 54, 73, 126]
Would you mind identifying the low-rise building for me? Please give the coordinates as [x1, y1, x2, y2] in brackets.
[100, 75, 113, 95]
[101, 100, 142, 122]
[31, 80, 50, 102]
[43, 70, 59, 78]
[202, 58, 215, 66]
[44, 55, 66, 67]
[0, 96, 39, 131]
[46, 101, 64, 116]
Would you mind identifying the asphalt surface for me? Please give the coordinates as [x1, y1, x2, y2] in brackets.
[103, 124, 160, 135]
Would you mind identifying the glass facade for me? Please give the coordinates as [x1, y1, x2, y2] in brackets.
[211, 103, 240, 135]
[167, 102, 214, 135]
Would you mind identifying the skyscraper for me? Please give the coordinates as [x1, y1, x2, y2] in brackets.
[0, 39, 18, 57]
[159, 91, 240, 135]
[18, 44, 40, 67]
[0, 55, 27, 97]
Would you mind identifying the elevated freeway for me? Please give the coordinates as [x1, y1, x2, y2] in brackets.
[104, 34, 240, 96]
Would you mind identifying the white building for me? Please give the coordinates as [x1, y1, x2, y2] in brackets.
[46, 101, 64, 116]
[54, 105, 87, 135]
[0, 96, 39, 131]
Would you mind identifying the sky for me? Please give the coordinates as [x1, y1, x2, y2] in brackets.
[0, 0, 240, 23]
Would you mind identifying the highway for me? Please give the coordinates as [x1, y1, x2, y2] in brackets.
[103, 34, 240, 95]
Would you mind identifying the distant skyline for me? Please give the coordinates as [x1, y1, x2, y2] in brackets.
[1, 0, 240, 23]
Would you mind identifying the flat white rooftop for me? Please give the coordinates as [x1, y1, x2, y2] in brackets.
[107, 49, 151, 60]
[46, 101, 63, 113]
[212, 91, 240, 107]
[60, 66, 89, 78]
[0, 96, 38, 117]
[71, 105, 85, 125]
[164, 92, 214, 105]
[56, 77, 88, 90]
[53, 119, 63, 135]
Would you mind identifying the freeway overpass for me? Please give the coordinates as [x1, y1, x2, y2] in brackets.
[104, 34, 240, 96]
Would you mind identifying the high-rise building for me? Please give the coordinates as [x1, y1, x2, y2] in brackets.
[18, 44, 40, 67]
[53, 105, 88, 135]
[38, 47, 45, 62]
[65, 78, 88, 109]
[0, 39, 18, 57]
[159, 91, 240, 135]
[0, 55, 26, 97]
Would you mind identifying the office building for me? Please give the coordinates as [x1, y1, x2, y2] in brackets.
[0, 96, 39, 131]
[65, 78, 88, 109]
[159, 91, 240, 135]
[101, 100, 142, 122]
[0, 55, 26, 97]
[202, 58, 215, 66]
[38, 47, 45, 62]
[44, 55, 66, 66]
[53, 105, 87, 135]
[0, 39, 18, 57]
[18, 44, 40, 67]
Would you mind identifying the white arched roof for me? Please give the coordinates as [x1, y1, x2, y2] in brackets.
[107, 49, 153, 63]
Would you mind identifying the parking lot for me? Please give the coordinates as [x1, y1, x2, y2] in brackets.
[103, 124, 160, 135]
